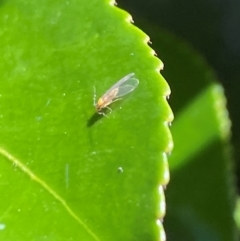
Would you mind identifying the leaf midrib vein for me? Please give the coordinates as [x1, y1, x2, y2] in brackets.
[0, 147, 101, 241]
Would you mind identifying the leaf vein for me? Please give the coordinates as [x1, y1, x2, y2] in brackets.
[0, 147, 101, 241]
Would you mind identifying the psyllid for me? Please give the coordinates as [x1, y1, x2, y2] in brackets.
[94, 73, 139, 115]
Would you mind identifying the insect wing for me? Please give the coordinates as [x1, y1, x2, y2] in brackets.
[114, 78, 139, 98]
[108, 73, 135, 89]
[103, 73, 138, 99]
[103, 73, 135, 95]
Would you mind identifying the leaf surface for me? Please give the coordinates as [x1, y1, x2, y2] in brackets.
[0, 1, 173, 240]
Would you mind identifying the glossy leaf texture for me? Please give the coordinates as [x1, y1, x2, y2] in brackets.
[0, 1, 173, 241]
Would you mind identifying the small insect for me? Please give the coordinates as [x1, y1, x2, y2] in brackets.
[94, 73, 139, 115]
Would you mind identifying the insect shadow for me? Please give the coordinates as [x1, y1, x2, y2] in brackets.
[86, 100, 122, 127]
[86, 102, 119, 127]
[87, 111, 105, 127]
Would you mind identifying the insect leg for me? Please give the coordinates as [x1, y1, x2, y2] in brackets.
[110, 97, 122, 104]
[98, 111, 109, 118]
[93, 86, 96, 106]
[105, 106, 113, 114]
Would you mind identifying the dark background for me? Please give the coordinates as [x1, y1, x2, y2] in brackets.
[117, 0, 240, 189]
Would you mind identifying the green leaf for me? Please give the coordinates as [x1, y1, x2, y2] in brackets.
[234, 198, 240, 230]
[133, 20, 237, 241]
[0, 1, 173, 241]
